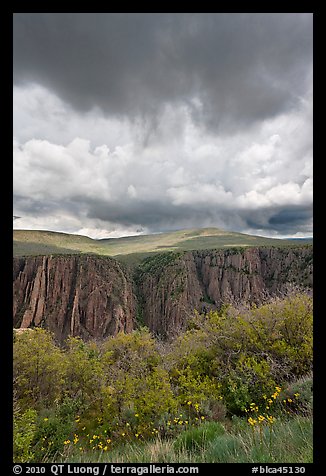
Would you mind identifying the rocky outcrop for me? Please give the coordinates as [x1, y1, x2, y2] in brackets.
[137, 247, 313, 337]
[13, 255, 136, 342]
[13, 246, 312, 341]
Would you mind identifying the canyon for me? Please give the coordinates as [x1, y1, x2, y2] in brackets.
[13, 246, 313, 342]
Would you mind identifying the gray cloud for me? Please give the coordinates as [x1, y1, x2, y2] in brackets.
[13, 13, 313, 238]
[13, 13, 312, 134]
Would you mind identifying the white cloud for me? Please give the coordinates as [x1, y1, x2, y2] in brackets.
[13, 83, 313, 238]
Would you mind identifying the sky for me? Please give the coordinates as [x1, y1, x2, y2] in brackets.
[13, 13, 313, 239]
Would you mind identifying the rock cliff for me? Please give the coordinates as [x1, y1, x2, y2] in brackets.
[13, 246, 312, 341]
[13, 255, 136, 342]
[136, 247, 313, 337]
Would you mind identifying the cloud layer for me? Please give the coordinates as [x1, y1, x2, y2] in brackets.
[13, 13, 313, 238]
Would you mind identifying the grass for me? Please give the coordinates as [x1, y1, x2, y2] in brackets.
[13, 227, 312, 265]
[52, 415, 312, 463]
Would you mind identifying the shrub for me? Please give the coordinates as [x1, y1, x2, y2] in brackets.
[32, 405, 77, 461]
[14, 407, 37, 462]
[14, 328, 66, 409]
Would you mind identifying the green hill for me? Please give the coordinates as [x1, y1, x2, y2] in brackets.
[13, 227, 312, 265]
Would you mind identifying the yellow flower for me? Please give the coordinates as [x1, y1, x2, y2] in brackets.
[287, 398, 293, 403]
[43, 418, 49, 422]
[266, 406, 270, 410]
[135, 414, 139, 417]
[266, 415, 276, 424]
[122, 432, 125, 437]
[187, 401, 192, 405]
[63, 440, 71, 445]
[258, 415, 265, 422]
[294, 393, 300, 398]
[201, 416, 205, 420]
[126, 422, 130, 426]
[106, 439, 111, 444]
[275, 386, 281, 392]
[135, 433, 139, 438]
[248, 417, 257, 426]
[268, 399, 273, 404]
[262, 395, 267, 400]
[185, 420, 189, 424]
[167, 421, 171, 426]
[103, 446, 108, 451]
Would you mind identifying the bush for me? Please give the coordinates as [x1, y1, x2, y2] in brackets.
[169, 293, 312, 415]
[14, 328, 66, 409]
[12, 294, 313, 460]
[33, 412, 75, 462]
[14, 408, 37, 462]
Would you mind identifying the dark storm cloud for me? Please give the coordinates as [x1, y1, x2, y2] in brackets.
[85, 197, 196, 228]
[13, 13, 312, 133]
[268, 207, 312, 226]
[246, 206, 313, 233]
[13, 13, 313, 238]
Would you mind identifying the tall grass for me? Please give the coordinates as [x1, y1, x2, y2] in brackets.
[55, 415, 312, 464]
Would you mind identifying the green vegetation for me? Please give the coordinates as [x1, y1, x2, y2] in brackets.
[55, 416, 312, 463]
[13, 293, 313, 463]
[13, 227, 312, 265]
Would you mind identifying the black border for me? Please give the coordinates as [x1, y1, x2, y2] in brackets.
[7, 6, 320, 474]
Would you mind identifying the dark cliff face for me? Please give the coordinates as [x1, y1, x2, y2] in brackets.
[13, 246, 312, 341]
[13, 255, 136, 342]
[137, 247, 313, 337]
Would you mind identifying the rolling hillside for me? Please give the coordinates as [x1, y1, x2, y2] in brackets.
[13, 227, 312, 265]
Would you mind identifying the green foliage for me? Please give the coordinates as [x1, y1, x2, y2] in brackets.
[170, 293, 313, 414]
[13, 293, 313, 462]
[14, 407, 37, 462]
[282, 374, 313, 416]
[138, 252, 183, 274]
[14, 228, 312, 266]
[54, 416, 312, 463]
[100, 329, 176, 425]
[64, 337, 103, 406]
[13, 328, 66, 409]
[33, 410, 75, 461]
[174, 421, 225, 451]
